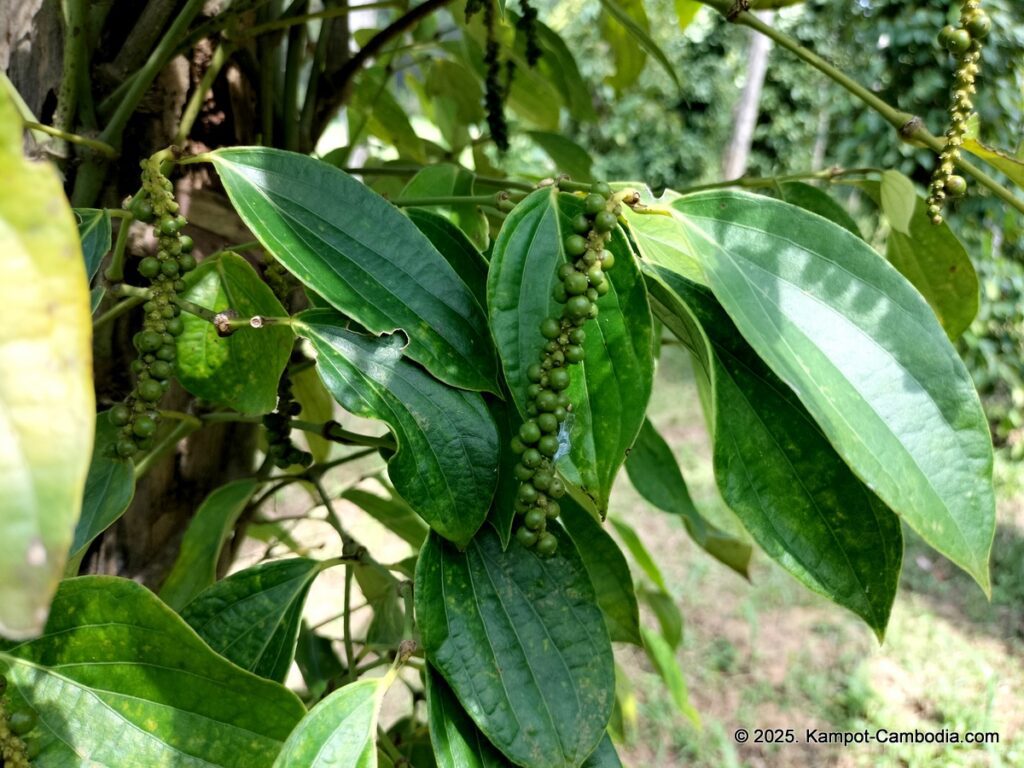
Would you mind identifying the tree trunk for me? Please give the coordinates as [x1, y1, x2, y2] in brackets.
[721, 11, 773, 179]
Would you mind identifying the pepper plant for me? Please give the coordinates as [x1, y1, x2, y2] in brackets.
[0, 0, 1020, 765]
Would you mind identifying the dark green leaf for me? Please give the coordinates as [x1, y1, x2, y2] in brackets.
[74, 207, 111, 280]
[416, 525, 614, 768]
[273, 675, 394, 767]
[349, 66, 425, 163]
[352, 560, 405, 647]
[641, 627, 699, 726]
[486, 396, 522, 549]
[487, 189, 653, 513]
[176, 253, 293, 414]
[182, 557, 334, 682]
[669, 190, 994, 593]
[638, 588, 683, 649]
[401, 164, 490, 250]
[68, 411, 136, 565]
[880, 169, 917, 235]
[778, 182, 861, 237]
[583, 735, 623, 768]
[159, 479, 260, 611]
[406, 207, 489, 308]
[625, 418, 751, 577]
[648, 268, 904, 635]
[599, 0, 649, 92]
[295, 622, 344, 700]
[527, 131, 594, 182]
[210, 147, 497, 392]
[532, 20, 596, 122]
[343, 485, 429, 548]
[0, 577, 305, 766]
[427, 666, 510, 768]
[296, 311, 498, 546]
[560, 496, 641, 645]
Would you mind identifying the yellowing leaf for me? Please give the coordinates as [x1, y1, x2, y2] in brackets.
[0, 89, 95, 638]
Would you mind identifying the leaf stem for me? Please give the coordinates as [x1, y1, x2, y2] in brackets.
[174, 41, 235, 146]
[675, 166, 881, 195]
[134, 419, 198, 479]
[697, 0, 1024, 217]
[103, 215, 133, 282]
[344, 564, 357, 681]
[173, 297, 220, 323]
[342, 164, 535, 192]
[392, 193, 520, 207]
[22, 120, 117, 158]
[93, 295, 145, 329]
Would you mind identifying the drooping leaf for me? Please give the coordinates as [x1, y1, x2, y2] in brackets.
[0, 90, 95, 638]
[295, 622, 345, 700]
[74, 207, 111, 280]
[343, 485, 429, 548]
[527, 131, 595, 182]
[349, 66, 425, 163]
[352, 560, 405, 647]
[879, 169, 917, 235]
[641, 627, 699, 727]
[296, 311, 498, 546]
[210, 147, 497, 392]
[532, 20, 596, 122]
[406, 207, 489, 308]
[159, 479, 260, 610]
[182, 557, 335, 682]
[583, 735, 623, 767]
[777, 182, 861, 237]
[176, 253, 293, 414]
[608, 517, 667, 592]
[0, 577, 305, 766]
[599, 0, 648, 92]
[416, 525, 614, 768]
[560, 496, 641, 645]
[620, 199, 706, 286]
[599, 0, 680, 91]
[401, 164, 490, 250]
[292, 365, 335, 463]
[638, 588, 683, 650]
[666, 190, 993, 592]
[674, 0, 702, 30]
[963, 116, 1024, 188]
[647, 268, 904, 636]
[427, 666, 511, 768]
[273, 674, 395, 767]
[487, 189, 653, 513]
[625, 418, 751, 577]
[68, 411, 136, 566]
[486, 396, 523, 549]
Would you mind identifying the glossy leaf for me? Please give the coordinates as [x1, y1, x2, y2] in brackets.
[401, 164, 489, 250]
[963, 116, 1024, 188]
[296, 311, 498, 546]
[427, 666, 510, 768]
[68, 411, 136, 565]
[0, 577, 305, 766]
[416, 525, 614, 768]
[533, 20, 596, 122]
[407, 207, 489, 308]
[600, 0, 649, 92]
[669, 190, 994, 593]
[487, 189, 653, 513]
[295, 622, 345, 700]
[487, 396, 523, 550]
[649, 268, 903, 635]
[353, 560, 405, 647]
[528, 131, 594, 182]
[778, 182, 861, 237]
[0, 90, 95, 638]
[560, 496, 641, 645]
[641, 627, 699, 727]
[160, 479, 260, 611]
[620, 201, 706, 286]
[599, 0, 680, 90]
[608, 517, 667, 592]
[182, 557, 334, 682]
[210, 147, 497, 392]
[638, 588, 683, 650]
[273, 674, 395, 767]
[625, 418, 751, 577]
[176, 253, 293, 414]
[879, 169, 917, 235]
[343, 485, 429, 548]
[74, 207, 111, 279]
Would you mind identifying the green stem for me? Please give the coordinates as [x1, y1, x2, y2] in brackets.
[343, 564, 357, 680]
[134, 420, 198, 479]
[173, 297, 220, 323]
[53, 0, 87, 156]
[222, 315, 294, 330]
[112, 283, 152, 299]
[92, 295, 144, 329]
[282, 0, 309, 151]
[242, 2, 397, 37]
[675, 166, 881, 195]
[22, 120, 118, 158]
[392, 193, 512, 207]
[103, 217, 133, 282]
[174, 42, 235, 146]
[698, 0, 1024, 216]
[377, 728, 405, 765]
[342, 164, 535, 191]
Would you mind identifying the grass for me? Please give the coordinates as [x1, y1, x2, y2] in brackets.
[612, 345, 1024, 768]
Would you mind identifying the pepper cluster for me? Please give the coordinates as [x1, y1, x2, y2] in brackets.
[510, 182, 620, 556]
[927, 2, 991, 224]
[263, 372, 313, 470]
[516, 0, 541, 66]
[109, 158, 197, 457]
[0, 678, 35, 766]
[483, 0, 513, 152]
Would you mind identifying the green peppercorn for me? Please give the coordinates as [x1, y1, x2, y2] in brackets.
[116, 438, 138, 458]
[569, 328, 586, 344]
[565, 234, 587, 256]
[156, 344, 176, 362]
[138, 379, 164, 402]
[564, 272, 589, 296]
[591, 181, 612, 198]
[938, 24, 957, 48]
[513, 463, 535, 481]
[946, 174, 967, 196]
[537, 435, 559, 457]
[136, 330, 162, 352]
[130, 196, 156, 223]
[965, 11, 991, 39]
[946, 28, 972, 55]
[519, 421, 542, 444]
[160, 259, 180, 278]
[536, 390, 559, 411]
[552, 282, 568, 303]
[133, 415, 158, 438]
[531, 470, 553, 491]
[165, 317, 184, 336]
[600, 251, 615, 269]
[523, 448, 543, 468]
[584, 193, 606, 215]
[536, 532, 558, 556]
[593, 210, 617, 233]
[518, 483, 539, 503]
[538, 413, 559, 433]
[527, 363, 544, 383]
[150, 360, 173, 380]
[8, 710, 37, 736]
[179, 254, 197, 272]
[110, 404, 132, 427]
[516, 526, 539, 547]
[548, 368, 571, 390]
[524, 508, 546, 530]
[566, 295, 592, 319]
[548, 478, 565, 498]
[562, 344, 584, 364]
[138, 256, 161, 278]
[545, 500, 560, 519]
[159, 217, 180, 236]
[540, 317, 561, 339]
[571, 214, 591, 234]
[179, 235, 194, 253]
